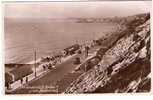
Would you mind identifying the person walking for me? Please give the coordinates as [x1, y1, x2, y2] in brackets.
[26, 77, 28, 83]
[20, 78, 23, 84]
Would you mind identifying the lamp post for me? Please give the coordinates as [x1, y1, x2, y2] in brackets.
[34, 50, 37, 77]
[85, 45, 89, 58]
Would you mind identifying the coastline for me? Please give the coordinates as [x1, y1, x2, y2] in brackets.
[5, 39, 92, 65]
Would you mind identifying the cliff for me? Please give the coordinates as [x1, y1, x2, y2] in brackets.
[64, 13, 150, 93]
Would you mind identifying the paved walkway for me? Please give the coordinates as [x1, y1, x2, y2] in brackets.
[6, 54, 77, 92]
[8, 46, 102, 94]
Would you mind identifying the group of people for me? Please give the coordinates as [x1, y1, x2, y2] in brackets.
[41, 55, 62, 70]
[20, 76, 28, 84]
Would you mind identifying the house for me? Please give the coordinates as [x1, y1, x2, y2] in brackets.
[5, 64, 33, 89]
[10, 64, 33, 81]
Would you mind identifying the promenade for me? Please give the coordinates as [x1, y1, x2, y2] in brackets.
[7, 45, 101, 94]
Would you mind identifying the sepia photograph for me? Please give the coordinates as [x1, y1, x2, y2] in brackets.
[3, 1, 151, 94]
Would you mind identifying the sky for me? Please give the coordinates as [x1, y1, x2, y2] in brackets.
[3, 1, 151, 18]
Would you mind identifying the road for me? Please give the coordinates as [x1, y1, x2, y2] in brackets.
[7, 46, 101, 94]
[28, 46, 100, 86]
[28, 54, 81, 86]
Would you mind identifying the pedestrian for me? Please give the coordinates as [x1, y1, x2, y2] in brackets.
[20, 78, 23, 84]
[26, 77, 28, 83]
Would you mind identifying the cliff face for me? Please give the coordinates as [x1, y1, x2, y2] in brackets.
[64, 14, 150, 93]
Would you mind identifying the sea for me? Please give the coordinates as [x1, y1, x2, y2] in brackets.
[5, 18, 119, 64]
